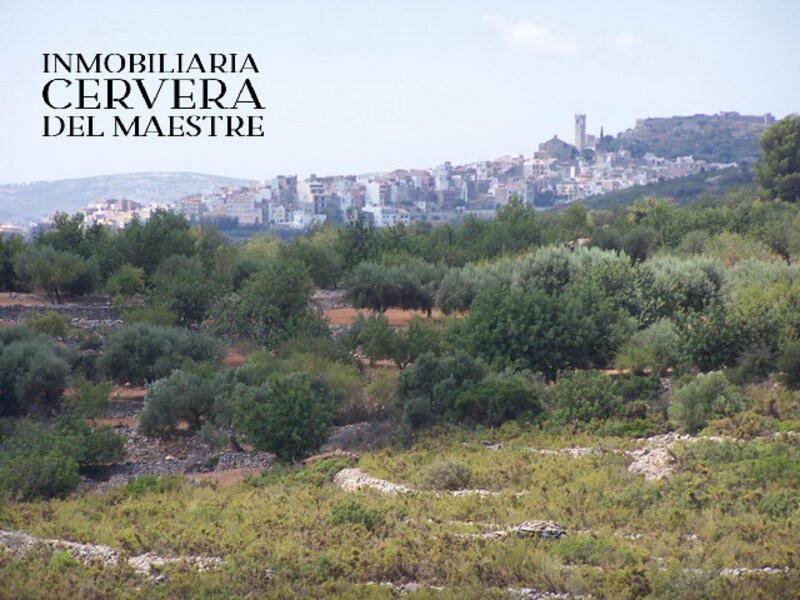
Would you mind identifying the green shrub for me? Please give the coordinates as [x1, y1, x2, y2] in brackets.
[742, 455, 800, 485]
[551, 534, 634, 567]
[396, 351, 486, 429]
[62, 376, 112, 420]
[211, 257, 328, 348]
[758, 488, 800, 519]
[50, 550, 79, 571]
[706, 411, 776, 439]
[233, 373, 338, 461]
[549, 370, 624, 425]
[150, 255, 215, 326]
[613, 374, 663, 406]
[417, 460, 471, 490]
[101, 323, 222, 385]
[294, 457, 354, 487]
[105, 264, 145, 298]
[0, 330, 69, 416]
[614, 318, 679, 374]
[726, 346, 776, 385]
[777, 339, 800, 389]
[452, 374, 543, 427]
[138, 368, 217, 438]
[56, 418, 126, 468]
[117, 475, 184, 498]
[668, 372, 745, 433]
[121, 303, 178, 326]
[24, 310, 70, 338]
[0, 420, 81, 500]
[329, 500, 384, 530]
[461, 281, 633, 378]
[14, 245, 97, 303]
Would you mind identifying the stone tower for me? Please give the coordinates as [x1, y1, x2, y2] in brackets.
[574, 114, 587, 151]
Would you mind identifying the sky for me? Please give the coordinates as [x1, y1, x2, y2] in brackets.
[0, 0, 798, 184]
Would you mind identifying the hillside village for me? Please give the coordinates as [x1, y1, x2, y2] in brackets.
[7, 112, 765, 237]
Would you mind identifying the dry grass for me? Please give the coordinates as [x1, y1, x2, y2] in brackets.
[109, 387, 147, 400]
[89, 417, 138, 428]
[184, 468, 261, 487]
[223, 346, 246, 367]
[0, 293, 50, 307]
[323, 307, 443, 327]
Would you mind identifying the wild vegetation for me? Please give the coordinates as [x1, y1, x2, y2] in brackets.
[1, 116, 799, 598]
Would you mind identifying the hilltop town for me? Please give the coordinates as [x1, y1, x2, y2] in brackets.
[2, 112, 770, 238]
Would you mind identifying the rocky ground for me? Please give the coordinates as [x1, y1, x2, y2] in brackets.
[0, 529, 223, 580]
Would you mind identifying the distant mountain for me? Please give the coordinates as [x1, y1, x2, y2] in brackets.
[603, 112, 774, 163]
[0, 172, 257, 225]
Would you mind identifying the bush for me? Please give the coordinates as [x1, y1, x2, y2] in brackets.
[61, 376, 111, 421]
[777, 339, 800, 389]
[343, 313, 394, 365]
[211, 257, 327, 348]
[294, 457, 354, 487]
[758, 488, 800, 519]
[0, 331, 69, 417]
[706, 411, 776, 439]
[417, 460, 471, 490]
[549, 370, 624, 425]
[117, 474, 184, 498]
[24, 311, 70, 338]
[614, 319, 679, 374]
[247, 346, 366, 426]
[150, 255, 215, 326]
[14, 245, 97, 303]
[101, 323, 222, 385]
[551, 535, 634, 567]
[50, 550, 79, 571]
[138, 368, 217, 438]
[461, 280, 633, 378]
[329, 500, 384, 530]
[105, 264, 145, 298]
[0, 420, 80, 500]
[121, 303, 178, 326]
[396, 351, 486, 428]
[232, 373, 338, 461]
[668, 372, 746, 433]
[0, 417, 125, 501]
[453, 374, 543, 427]
[55, 416, 126, 468]
[726, 346, 776, 385]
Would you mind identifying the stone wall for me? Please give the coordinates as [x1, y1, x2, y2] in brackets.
[0, 304, 124, 330]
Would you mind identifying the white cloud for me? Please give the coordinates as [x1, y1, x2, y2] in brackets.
[484, 13, 577, 57]
[611, 31, 640, 50]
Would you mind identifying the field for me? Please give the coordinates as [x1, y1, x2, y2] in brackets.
[2, 424, 799, 599]
[323, 308, 445, 327]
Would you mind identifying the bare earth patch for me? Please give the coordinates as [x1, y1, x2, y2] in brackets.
[184, 468, 261, 487]
[0, 293, 51, 307]
[110, 387, 147, 401]
[90, 417, 139, 428]
[223, 346, 246, 367]
[323, 307, 443, 327]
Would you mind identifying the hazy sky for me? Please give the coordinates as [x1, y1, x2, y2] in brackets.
[1, 0, 798, 184]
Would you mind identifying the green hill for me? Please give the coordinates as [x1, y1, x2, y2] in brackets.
[606, 112, 774, 163]
[579, 165, 754, 210]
